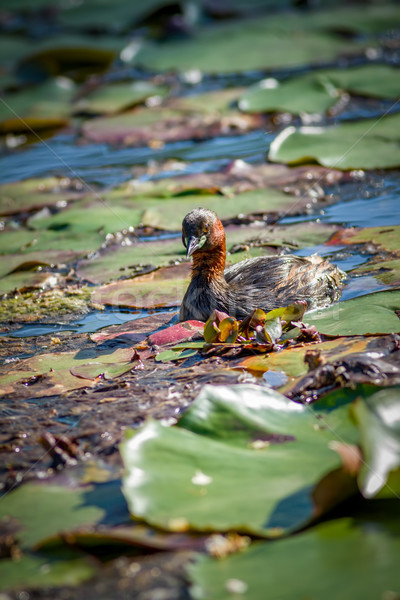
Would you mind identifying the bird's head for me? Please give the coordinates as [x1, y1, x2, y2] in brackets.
[182, 208, 225, 258]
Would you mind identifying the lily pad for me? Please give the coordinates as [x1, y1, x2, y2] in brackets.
[81, 95, 262, 146]
[0, 346, 141, 397]
[0, 229, 105, 255]
[239, 334, 398, 378]
[239, 73, 342, 115]
[0, 549, 96, 592]
[352, 387, 400, 499]
[91, 263, 190, 309]
[0, 176, 84, 217]
[0, 78, 76, 132]
[121, 384, 359, 536]
[189, 513, 400, 600]
[133, 16, 364, 73]
[306, 289, 400, 336]
[240, 65, 400, 115]
[29, 187, 311, 237]
[329, 225, 400, 256]
[269, 113, 400, 170]
[57, 0, 177, 32]
[74, 81, 169, 115]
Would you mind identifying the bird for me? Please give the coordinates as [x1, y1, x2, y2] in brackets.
[179, 207, 345, 322]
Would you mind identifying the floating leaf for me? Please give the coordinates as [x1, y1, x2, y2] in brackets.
[0, 176, 84, 217]
[149, 320, 204, 346]
[74, 81, 169, 115]
[239, 334, 397, 377]
[352, 387, 400, 499]
[91, 263, 190, 309]
[0, 549, 96, 592]
[0, 78, 76, 132]
[121, 384, 358, 536]
[306, 289, 400, 336]
[239, 73, 342, 115]
[155, 348, 198, 362]
[189, 513, 400, 600]
[0, 346, 139, 397]
[240, 65, 400, 115]
[133, 15, 364, 73]
[269, 113, 400, 170]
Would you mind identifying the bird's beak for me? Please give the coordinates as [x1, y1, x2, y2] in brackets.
[186, 235, 200, 258]
[186, 234, 207, 258]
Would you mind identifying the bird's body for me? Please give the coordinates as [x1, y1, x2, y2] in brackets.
[179, 208, 345, 322]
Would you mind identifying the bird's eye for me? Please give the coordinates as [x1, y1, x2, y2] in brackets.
[204, 224, 210, 234]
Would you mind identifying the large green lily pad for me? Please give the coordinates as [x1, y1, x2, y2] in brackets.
[238, 334, 393, 378]
[0, 78, 76, 131]
[189, 513, 400, 600]
[121, 384, 359, 536]
[269, 113, 400, 170]
[240, 73, 342, 115]
[28, 187, 311, 234]
[0, 346, 140, 397]
[0, 229, 105, 255]
[57, 0, 176, 32]
[353, 387, 400, 499]
[0, 176, 84, 217]
[133, 15, 364, 73]
[0, 549, 96, 592]
[91, 263, 190, 309]
[306, 289, 400, 336]
[329, 225, 400, 256]
[74, 81, 169, 115]
[240, 65, 400, 115]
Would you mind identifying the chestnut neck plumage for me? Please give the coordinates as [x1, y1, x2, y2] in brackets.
[191, 220, 226, 282]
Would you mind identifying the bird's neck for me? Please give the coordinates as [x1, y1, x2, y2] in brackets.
[191, 240, 226, 282]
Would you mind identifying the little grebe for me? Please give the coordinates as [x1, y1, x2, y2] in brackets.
[179, 208, 345, 322]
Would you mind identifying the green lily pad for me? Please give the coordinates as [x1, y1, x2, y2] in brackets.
[189, 513, 400, 600]
[0, 229, 105, 255]
[240, 65, 400, 116]
[239, 73, 341, 115]
[354, 258, 400, 287]
[324, 64, 400, 99]
[0, 176, 84, 217]
[269, 113, 400, 170]
[91, 263, 190, 309]
[121, 384, 358, 536]
[28, 187, 312, 236]
[306, 289, 400, 336]
[17, 34, 125, 81]
[74, 81, 169, 115]
[0, 549, 96, 592]
[0, 249, 82, 279]
[133, 16, 364, 73]
[329, 225, 400, 256]
[352, 387, 400, 499]
[28, 198, 140, 234]
[0, 271, 61, 296]
[155, 348, 198, 362]
[239, 334, 395, 377]
[57, 0, 176, 32]
[0, 346, 140, 397]
[0, 78, 76, 131]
